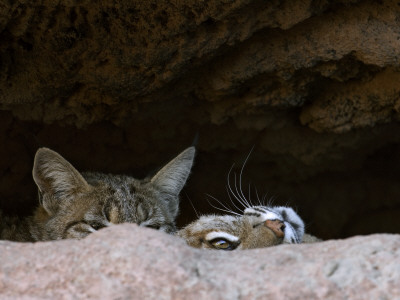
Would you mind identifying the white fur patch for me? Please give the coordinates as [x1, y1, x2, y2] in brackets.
[206, 231, 239, 242]
[271, 206, 305, 243]
[244, 207, 281, 221]
[245, 206, 305, 244]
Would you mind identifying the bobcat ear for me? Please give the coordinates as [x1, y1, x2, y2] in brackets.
[32, 148, 90, 213]
[150, 147, 195, 195]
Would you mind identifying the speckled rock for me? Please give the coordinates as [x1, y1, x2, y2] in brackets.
[0, 224, 399, 299]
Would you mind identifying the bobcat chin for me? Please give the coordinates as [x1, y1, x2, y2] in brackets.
[177, 205, 320, 250]
[0, 146, 195, 242]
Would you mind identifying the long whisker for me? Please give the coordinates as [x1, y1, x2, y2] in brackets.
[205, 193, 233, 212]
[227, 165, 248, 208]
[226, 186, 243, 213]
[248, 183, 256, 207]
[185, 192, 199, 218]
[248, 183, 251, 205]
[234, 172, 251, 208]
[205, 194, 241, 216]
[238, 146, 255, 205]
[205, 193, 240, 215]
[264, 194, 277, 207]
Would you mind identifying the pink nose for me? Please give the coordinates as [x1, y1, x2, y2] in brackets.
[265, 219, 285, 238]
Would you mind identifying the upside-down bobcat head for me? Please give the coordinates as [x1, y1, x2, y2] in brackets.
[29, 146, 195, 241]
[177, 149, 320, 250]
[177, 205, 309, 250]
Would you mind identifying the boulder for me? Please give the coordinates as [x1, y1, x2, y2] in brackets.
[1, 224, 399, 299]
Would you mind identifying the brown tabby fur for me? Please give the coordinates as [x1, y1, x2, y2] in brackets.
[0, 147, 195, 242]
[177, 211, 320, 250]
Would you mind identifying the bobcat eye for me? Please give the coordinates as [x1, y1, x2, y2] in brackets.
[146, 224, 160, 230]
[89, 222, 106, 231]
[209, 238, 237, 250]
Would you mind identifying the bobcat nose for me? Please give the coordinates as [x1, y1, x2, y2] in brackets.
[265, 219, 285, 238]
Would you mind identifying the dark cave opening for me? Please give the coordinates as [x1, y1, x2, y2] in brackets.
[1, 110, 399, 240]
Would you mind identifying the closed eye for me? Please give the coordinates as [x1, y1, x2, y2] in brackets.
[88, 221, 107, 231]
[145, 224, 160, 230]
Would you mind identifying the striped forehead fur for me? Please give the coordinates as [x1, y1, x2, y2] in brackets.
[189, 215, 239, 232]
[244, 207, 281, 221]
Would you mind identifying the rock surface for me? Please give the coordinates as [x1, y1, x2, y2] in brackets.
[0, 0, 400, 239]
[1, 0, 400, 129]
[0, 224, 399, 300]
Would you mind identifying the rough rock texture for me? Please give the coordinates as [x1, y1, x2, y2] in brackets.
[0, 224, 399, 299]
[1, 0, 400, 129]
[1, 0, 400, 240]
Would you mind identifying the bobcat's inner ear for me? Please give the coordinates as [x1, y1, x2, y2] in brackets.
[150, 146, 195, 195]
[32, 148, 90, 212]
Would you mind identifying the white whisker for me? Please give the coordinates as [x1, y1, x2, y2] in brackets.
[227, 165, 248, 208]
[205, 194, 241, 216]
[206, 196, 242, 216]
[185, 192, 199, 218]
[226, 186, 243, 213]
[238, 146, 254, 205]
[248, 183, 251, 205]
[234, 172, 250, 208]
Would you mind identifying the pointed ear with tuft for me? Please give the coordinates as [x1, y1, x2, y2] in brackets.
[151, 146, 195, 196]
[32, 148, 90, 214]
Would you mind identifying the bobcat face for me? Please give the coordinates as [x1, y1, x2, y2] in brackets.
[177, 205, 305, 250]
[178, 149, 314, 250]
[30, 146, 195, 241]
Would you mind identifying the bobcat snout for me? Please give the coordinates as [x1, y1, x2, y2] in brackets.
[265, 219, 285, 238]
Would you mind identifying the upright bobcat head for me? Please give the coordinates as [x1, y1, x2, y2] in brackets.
[28, 146, 195, 241]
[177, 205, 307, 250]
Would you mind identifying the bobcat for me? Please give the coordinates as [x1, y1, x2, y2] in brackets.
[0, 146, 195, 242]
[177, 205, 320, 250]
[177, 153, 320, 250]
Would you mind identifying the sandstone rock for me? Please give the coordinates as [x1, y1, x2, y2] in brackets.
[1, 0, 399, 130]
[0, 224, 399, 299]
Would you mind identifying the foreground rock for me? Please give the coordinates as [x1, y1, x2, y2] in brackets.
[0, 224, 399, 299]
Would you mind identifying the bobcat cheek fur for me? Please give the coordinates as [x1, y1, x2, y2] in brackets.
[0, 146, 195, 242]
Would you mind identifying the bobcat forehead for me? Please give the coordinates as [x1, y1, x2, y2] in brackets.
[189, 215, 238, 232]
[205, 231, 239, 242]
[244, 207, 281, 221]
